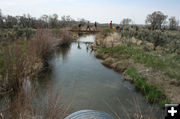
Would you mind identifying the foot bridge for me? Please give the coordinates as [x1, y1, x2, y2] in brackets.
[68, 29, 100, 33]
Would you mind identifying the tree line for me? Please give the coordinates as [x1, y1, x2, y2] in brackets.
[120, 11, 179, 30]
[0, 9, 87, 29]
[0, 10, 179, 30]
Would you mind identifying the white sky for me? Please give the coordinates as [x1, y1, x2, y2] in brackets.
[0, 0, 180, 24]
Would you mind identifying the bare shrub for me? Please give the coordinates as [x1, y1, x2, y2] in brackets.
[34, 87, 70, 119]
[28, 29, 54, 59]
[60, 29, 73, 45]
[0, 39, 43, 95]
[3, 86, 70, 119]
[0, 29, 72, 119]
[121, 98, 164, 119]
[1, 44, 26, 94]
[0, 29, 54, 101]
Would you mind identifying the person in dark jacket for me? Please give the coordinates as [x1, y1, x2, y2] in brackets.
[86, 21, 91, 31]
[78, 24, 82, 30]
[94, 21, 97, 30]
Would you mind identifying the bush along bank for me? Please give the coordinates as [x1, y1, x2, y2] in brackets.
[93, 32, 180, 107]
[0, 29, 74, 96]
[0, 29, 74, 118]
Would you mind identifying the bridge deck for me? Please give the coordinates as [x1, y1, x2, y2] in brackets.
[69, 29, 100, 33]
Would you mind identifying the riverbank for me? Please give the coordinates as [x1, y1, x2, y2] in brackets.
[0, 29, 74, 118]
[93, 32, 180, 107]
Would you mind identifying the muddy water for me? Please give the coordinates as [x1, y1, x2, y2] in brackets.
[39, 35, 164, 119]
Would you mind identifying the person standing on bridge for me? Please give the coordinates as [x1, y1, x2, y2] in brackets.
[78, 23, 82, 30]
[86, 21, 91, 31]
[94, 21, 97, 30]
[110, 21, 112, 29]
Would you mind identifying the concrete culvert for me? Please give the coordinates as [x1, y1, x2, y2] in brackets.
[64, 110, 115, 119]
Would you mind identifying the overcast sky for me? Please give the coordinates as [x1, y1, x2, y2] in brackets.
[0, 0, 180, 24]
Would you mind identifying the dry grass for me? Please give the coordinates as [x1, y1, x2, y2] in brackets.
[0, 86, 69, 119]
[0, 29, 73, 119]
[28, 29, 55, 59]
[104, 98, 164, 119]
[0, 29, 53, 95]
[59, 29, 73, 45]
[0, 29, 57, 93]
[34, 87, 71, 119]
[125, 98, 163, 119]
[1, 43, 27, 94]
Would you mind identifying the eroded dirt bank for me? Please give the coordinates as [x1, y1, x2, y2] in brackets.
[92, 32, 180, 105]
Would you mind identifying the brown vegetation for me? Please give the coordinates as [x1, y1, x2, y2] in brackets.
[0, 29, 73, 118]
[60, 29, 73, 45]
[1, 87, 69, 119]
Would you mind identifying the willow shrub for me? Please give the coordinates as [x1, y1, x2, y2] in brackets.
[121, 26, 137, 38]
[120, 28, 169, 49]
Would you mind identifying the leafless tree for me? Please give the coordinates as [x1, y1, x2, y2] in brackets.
[121, 18, 132, 26]
[169, 16, 179, 30]
[145, 11, 167, 30]
[61, 15, 74, 27]
[5, 15, 18, 28]
[49, 14, 59, 28]
[0, 9, 3, 28]
[78, 18, 88, 27]
[40, 14, 49, 28]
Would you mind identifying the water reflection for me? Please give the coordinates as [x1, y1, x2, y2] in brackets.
[77, 42, 81, 49]
[55, 44, 71, 60]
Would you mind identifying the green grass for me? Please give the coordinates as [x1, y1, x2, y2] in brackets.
[159, 99, 171, 108]
[145, 88, 164, 103]
[125, 66, 168, 106]
[100, 45, 180, 73]
[125, 66, 146, 80]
